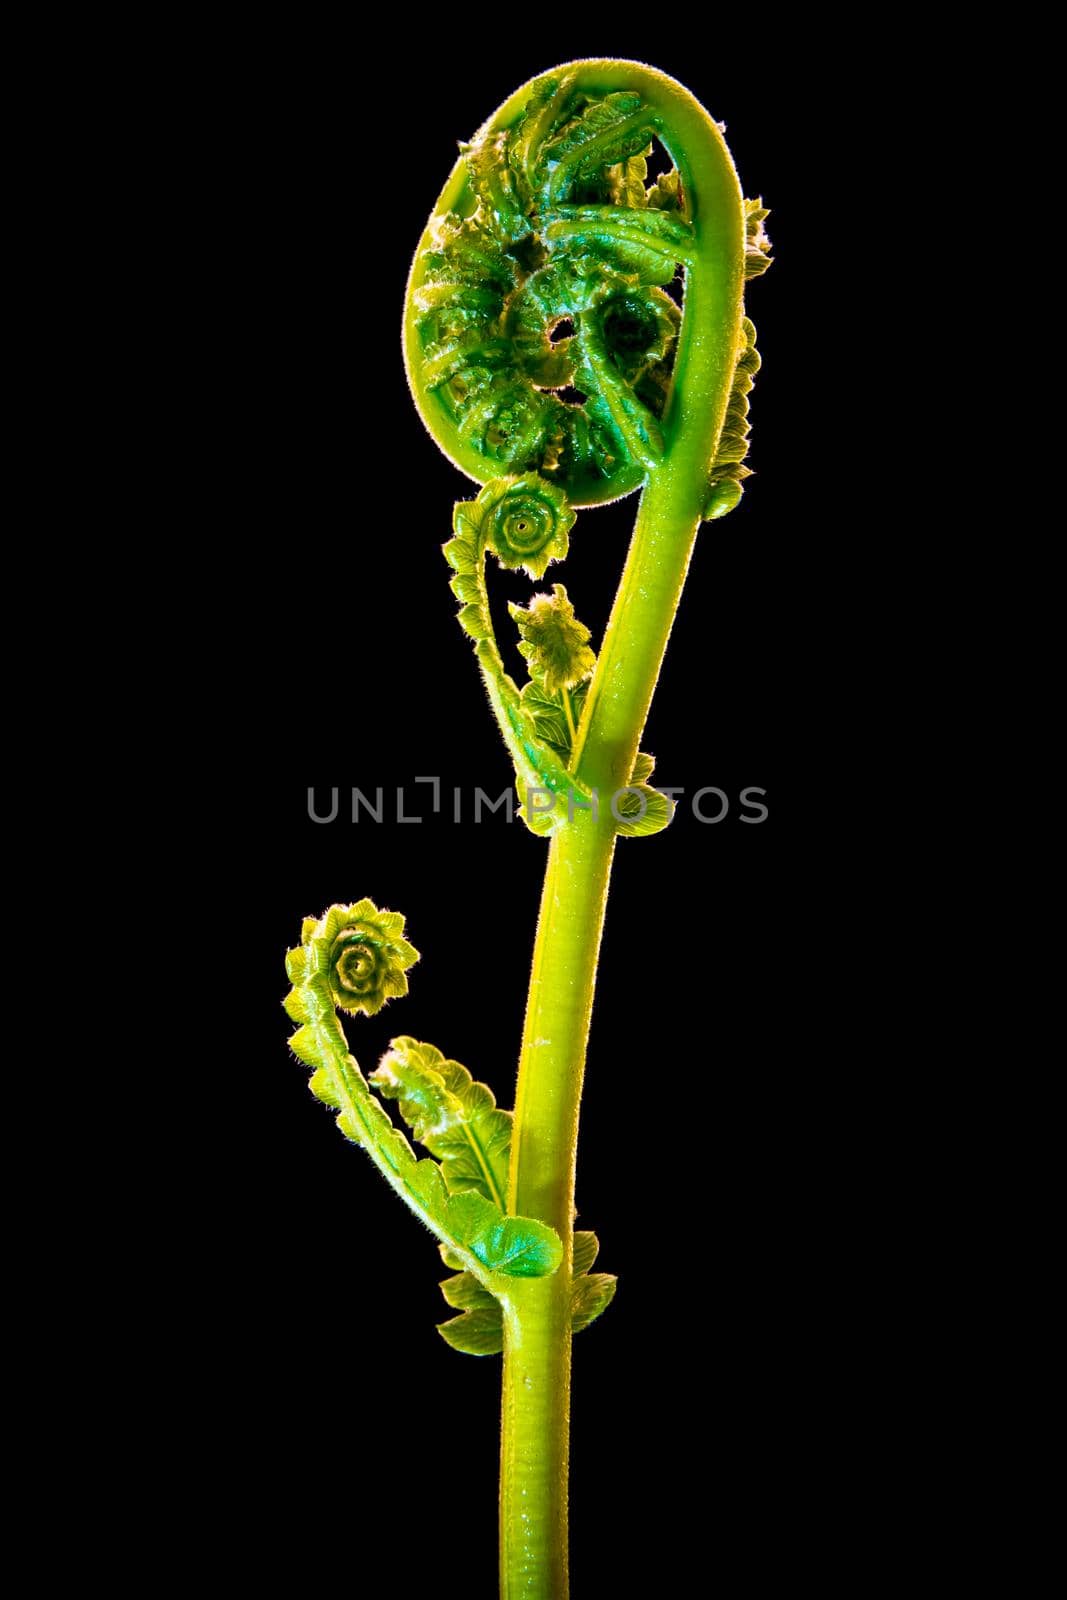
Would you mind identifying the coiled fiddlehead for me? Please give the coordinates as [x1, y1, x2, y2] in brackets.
[404, 62, 768, 513]
[475, 472, 573, 578]
[285, 904, 563, 1283]
[407, 61, 768, 857]
[444, 470, 670, 837]
[316, 899, 419, 1016]
[445, 471, 598, 835]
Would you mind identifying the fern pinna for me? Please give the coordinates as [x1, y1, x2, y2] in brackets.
[287, 60, 769, 1598]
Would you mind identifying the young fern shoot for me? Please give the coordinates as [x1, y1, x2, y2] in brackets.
[287, 59, 769, 1598]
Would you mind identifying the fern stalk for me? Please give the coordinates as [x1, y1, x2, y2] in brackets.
[503, 477, 739, 1593]
[286, 58, 769, 1600]
[496, 71, 747, 1594]
[502, 817, 614, 1591]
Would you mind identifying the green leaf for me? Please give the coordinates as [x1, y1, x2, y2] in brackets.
[509, 584, 596, 695]
[424, 215, 517, 293]
[572, 1230, 600, 1278]
[440, 1271, 497, 1311]
[544, 204, 695, 282]
[515, 776, 563, 836]
[613, 783, 674, 837]
[572, 1273, 618, 1333]
[444, 535, 476, 572]
[570, 1227, 616, 1332]
[449, 572, 483, 605]
[438, 1308, 505, 1356]
[308, 1066, 340, 1110]
[520, 678, 588, 762]
[283, 987, 308, 1024]
[704, 479, 744, 519]
[371, 1037, 512, 1208]
[744, 196, 772, 278]
[630, 752, 656, 785]
[647, 168, 683, 212]
[408, 1158, 448, 1214]
[540, 94, 657, 200]
[289, 1024, 321, 1070]
[453, 499, 481, 541]
[457, 603, 491, 640]
[607, 147, 649, 208]
[507, 71, 576, 189]
[702, 315, 763, 521]
[446, 1190, 562, 1278]
[539, 91, 640, 168]
[414, 282, 503, 316]
[463, 128, 531, 244]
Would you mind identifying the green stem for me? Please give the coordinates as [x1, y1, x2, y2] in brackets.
[499, 1278, 573, 1596]
[498, 470, 709, 1596]
[499, 111, 743, 1600]
[561, 686, 577, 750]
[500, 808, 615, 1599]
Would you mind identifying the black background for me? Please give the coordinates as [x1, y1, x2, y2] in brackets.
[180, 27, 879, 1594]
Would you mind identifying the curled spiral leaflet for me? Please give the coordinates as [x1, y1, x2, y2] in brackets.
[285, 904, 562, 1284]
[406, 62, 768, 848]
[405, 63, 768, 511]
[444, 472, 667, 836]
[444, 472, 597, 835]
